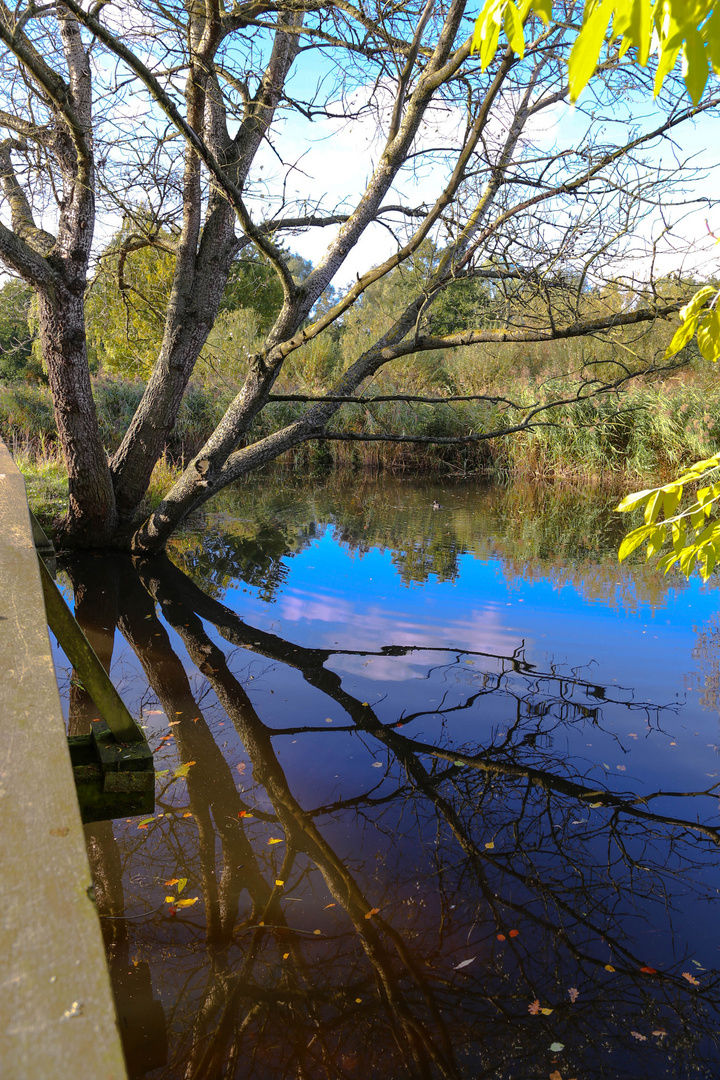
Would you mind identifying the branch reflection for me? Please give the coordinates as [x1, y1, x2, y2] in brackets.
[59, 552, 720, 1080]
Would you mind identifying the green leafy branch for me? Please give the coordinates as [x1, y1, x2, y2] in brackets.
[471, 0, 720, 105]
[616, 456, 720, 579]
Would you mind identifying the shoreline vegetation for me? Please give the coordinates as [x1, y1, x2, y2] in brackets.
[3, 366, 718, 532]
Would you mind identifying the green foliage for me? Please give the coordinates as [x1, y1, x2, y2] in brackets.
[0, 382, 55, 440]
[0, 278, 38, 380]
[616, 456, 720, 579]
[218, 250, 287, 331]
[86, 230, 176, 377]
[86, 225, 297, 379]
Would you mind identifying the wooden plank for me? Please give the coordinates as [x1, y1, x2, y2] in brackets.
[0, 438, 128, 1080]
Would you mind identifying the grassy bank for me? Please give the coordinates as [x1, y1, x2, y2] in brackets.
[3, 373, 718, 527]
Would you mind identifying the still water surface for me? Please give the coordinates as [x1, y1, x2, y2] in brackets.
[54, 476, 720, 1079]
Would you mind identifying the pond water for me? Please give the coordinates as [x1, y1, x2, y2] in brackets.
[53, 474, 720, 1079]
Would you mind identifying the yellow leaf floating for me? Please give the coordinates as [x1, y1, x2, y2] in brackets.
[165, 896, 175, 904]
[275, 879, 284, 887]
[173, 761, 196, 779]
[605, 964, 616, 972]
[177, 877, 188, 893]
[283, 952, 289, 959]
[176, 897, 199, 908]
[364, 907, 380, 920]
[268, 837, 284, 845]
[540, 1007, 553, 1016]
[485, 841, 495, 850]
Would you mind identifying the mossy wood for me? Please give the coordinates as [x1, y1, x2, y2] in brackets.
[38, 555, 154, 821]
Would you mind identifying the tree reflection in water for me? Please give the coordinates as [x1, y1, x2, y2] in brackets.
[58, 532, 720, 1080]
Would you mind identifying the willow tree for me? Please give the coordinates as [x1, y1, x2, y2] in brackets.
[0, 0, 714, 550]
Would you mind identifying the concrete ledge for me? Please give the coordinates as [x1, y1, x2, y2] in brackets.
[0, 439, 127, 1080]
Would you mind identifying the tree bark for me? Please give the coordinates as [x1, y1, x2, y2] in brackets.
[38, 283, 118, 544]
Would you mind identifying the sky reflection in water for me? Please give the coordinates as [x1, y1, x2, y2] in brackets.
[54, 478, 720, 1080]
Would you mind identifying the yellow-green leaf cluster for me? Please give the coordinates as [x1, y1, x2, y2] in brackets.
[470, 0, 551, 68]
[471, 0, 720, 105]
[616, 455, 720, 579]
[662, 284, 720, 363]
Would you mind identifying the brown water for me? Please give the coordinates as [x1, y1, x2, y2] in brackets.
[53, 475, 720, 1079]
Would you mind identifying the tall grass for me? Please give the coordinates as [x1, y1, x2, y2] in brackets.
[2, 371, 719, 511]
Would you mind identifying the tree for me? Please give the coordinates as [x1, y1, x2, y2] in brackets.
[0, 0, 714, 551]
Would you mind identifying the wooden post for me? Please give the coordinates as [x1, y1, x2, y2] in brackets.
[38, 555, 144, 743]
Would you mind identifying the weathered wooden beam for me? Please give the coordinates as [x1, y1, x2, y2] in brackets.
[38, 554, 144, 743]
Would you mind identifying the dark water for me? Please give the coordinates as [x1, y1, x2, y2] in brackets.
[53, 475, 720, 1079]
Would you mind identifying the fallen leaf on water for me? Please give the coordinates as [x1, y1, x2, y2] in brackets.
[313, 929, 321, 935]
[540, 1007, 553, 1015]
[176, 897, 199, 908]
[631, 1031, 647, 1041]
[168, 720, 181, 726]
[355, 997, 362, 1003]
[484, 841, 495, 849]
[371, 762, 382, 768]
[652, 1029, 667, 1037]
[682, 972, 701, 986]
[268, 837, 284, 845]
[568, 987, 579, 1003]
[275, 879, 284, 887]
[183, 812, 193, 818]
[238, 811, 253, 818]
[616, 765, 626, 771]
[146, 710, 164, 715]
[497, 934, 506, 941]
[549, 1042, 564, 1052]
[325, 718, 333, 723]
[454, 957, 475, 970]
[177, 878, 187, 893]
[167, 906, 176, 916]
[137, 817, 154, 829]
[283, 952, 289, 959]
[165, 896, 175, 904]
[173, 761, 196, 779]
[325, 903, 336, 909]
[528, 1000, 541, 1015]
[156, 770, 169, 778]
[549, 1072, 563, 1080]
[364, 908, 380, 919]
[605, 964, 615, 972]
[640, 966, 657, 975]
[509, 929, 519, 938]
[165, 878, 178, 887]
[236, 763, 246, 774]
